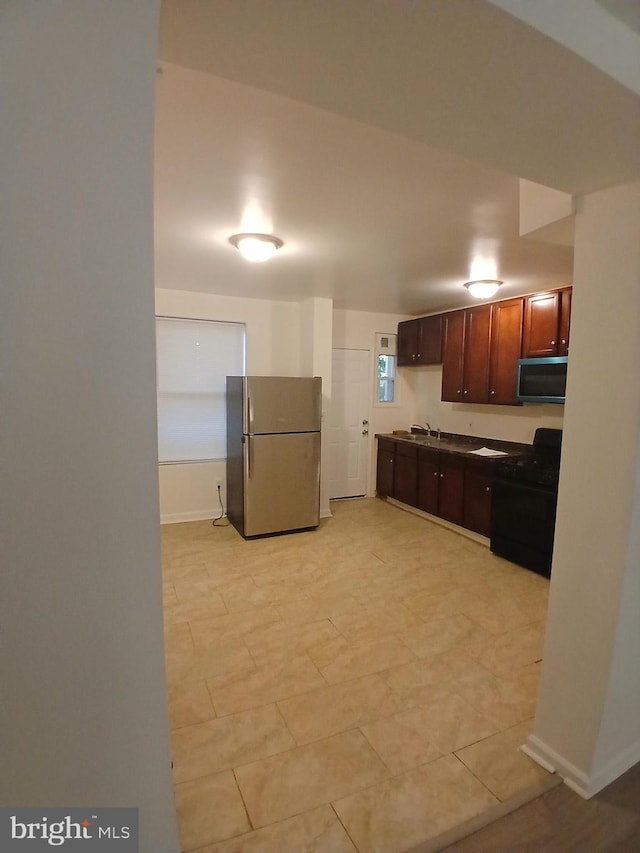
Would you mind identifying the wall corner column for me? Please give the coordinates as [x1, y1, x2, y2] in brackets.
[527, 180, 640, 797]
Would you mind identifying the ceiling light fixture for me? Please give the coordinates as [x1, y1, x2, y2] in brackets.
[229, 233, 283, 263]
[464, 279, 503, 299]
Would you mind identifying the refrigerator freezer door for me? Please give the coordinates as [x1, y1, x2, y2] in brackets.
[243, 432, 320, 536]
[244, 376, 322, 434]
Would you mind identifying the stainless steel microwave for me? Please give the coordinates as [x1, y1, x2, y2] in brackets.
[517, 356, 567, 404]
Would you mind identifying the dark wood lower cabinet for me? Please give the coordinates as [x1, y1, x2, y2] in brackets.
[417, 448, 439, 514]
[376, 439, 395, 497]
[394, 444, 418, 506]
[379, 439, 499, 537]
[417, 447, 464, 526]
[438, 455, 465, 525]
[463, 461, 494, 537]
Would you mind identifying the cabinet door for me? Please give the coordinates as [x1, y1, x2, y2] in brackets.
[558, 287, 571, 357]
[416, 315, 443, 365]
[463, 466, 493, 537]
[438, 455, 465, 525]
[417, 448, 439, 514]
[376, 440, 395, 497]
[489, 298, 524, 405]
[441, 311, 465, 402]
[397, 319, 419, 366]
[522, 292, 560, 357]
[394, 445, 418, 507]
[462, 305, 492, 403]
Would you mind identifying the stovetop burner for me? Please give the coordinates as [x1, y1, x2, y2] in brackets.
[496, 428, 562, 489]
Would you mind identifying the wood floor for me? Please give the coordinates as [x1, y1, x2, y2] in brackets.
[439, 759, 640, 852]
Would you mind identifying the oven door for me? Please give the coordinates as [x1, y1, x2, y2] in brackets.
[490, 478, 558, 577]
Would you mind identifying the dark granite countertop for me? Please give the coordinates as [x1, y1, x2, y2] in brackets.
[376, 429, 530, 461]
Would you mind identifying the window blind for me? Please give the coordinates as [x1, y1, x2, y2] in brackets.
[156, 317, 245, 463]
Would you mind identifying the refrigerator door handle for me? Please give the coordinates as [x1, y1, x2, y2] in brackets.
[246, 435, 253, 479]
[247, 395, 253, 434]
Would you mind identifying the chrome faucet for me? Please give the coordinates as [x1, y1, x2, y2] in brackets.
[411, 422, 431, 436]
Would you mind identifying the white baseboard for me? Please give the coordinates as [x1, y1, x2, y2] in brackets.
[523, 733, 640, 799]
[161, 509, 220, 524]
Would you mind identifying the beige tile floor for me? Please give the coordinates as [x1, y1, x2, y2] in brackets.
[162, 497, 553, 853]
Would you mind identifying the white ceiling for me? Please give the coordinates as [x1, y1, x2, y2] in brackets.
[597, 0, 640, 36]
[156, 0, 640, 315]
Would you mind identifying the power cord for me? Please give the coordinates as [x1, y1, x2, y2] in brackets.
[212, 483, 229, 527]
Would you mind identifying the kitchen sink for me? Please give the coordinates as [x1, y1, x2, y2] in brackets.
[400, 434, 443, 446]
[399, 434, 480, 453]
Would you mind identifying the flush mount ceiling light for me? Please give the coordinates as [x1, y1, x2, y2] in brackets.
[229, 233, 283, 263]
[464, 279, 503, 299]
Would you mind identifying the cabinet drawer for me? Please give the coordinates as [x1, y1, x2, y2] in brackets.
[377, 439, 396, 456]
[396, 442, 418, 459]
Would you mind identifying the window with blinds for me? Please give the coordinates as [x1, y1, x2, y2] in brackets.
[155, 317, 245, 463]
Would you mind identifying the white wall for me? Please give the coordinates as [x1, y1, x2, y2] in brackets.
[0, 4, 179, 851]
[527, 180, 640, 796]
[156, 289, 305, 521]
[332, 308, 416, 495]
[301, 298, 334, 517]
[158, 300, 416, 519]
[405, 367, 564, 446]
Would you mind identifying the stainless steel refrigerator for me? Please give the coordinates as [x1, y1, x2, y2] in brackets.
[226, 376, 322, 538]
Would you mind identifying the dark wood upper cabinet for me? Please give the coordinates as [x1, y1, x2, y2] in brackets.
[489, 297, 524, 405]
[400, 286, 571, 403]
[397, 315, 443, 366]
[416, 315, 443, 364]
[558, 287, 571, 356]
[522, 287, 572, 358]
[441, 311, 465, 402]
[441, 306, 491, 403]
[462, 305, 492, 403]
[397, 319, 419, 366]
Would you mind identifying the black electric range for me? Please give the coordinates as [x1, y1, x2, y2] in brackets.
[490, 428, 562, 577]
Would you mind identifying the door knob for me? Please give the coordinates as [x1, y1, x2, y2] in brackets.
[362, 419, 369, 425]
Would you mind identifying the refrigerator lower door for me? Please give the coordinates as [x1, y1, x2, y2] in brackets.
[243, 432, 320, 537]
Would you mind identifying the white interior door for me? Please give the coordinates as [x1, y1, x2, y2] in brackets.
[326, 348, 371, 499]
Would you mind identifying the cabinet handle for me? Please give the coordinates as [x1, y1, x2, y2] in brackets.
[433, 471, 438, 477]
[551, 340, 556, 345]
[440, 473, 444, 478]
[417, 353, 421, 358]
[490, 390, 495, 396]
[457, 389, 461, 395]
[463, 390, 468, 395]
[485, 486, 491, 492]
[561, 339, 566, 344]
